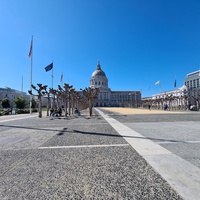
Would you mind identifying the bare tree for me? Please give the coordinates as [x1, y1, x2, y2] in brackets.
[28, 84, 47, 118]
[81, 87, 99, 116]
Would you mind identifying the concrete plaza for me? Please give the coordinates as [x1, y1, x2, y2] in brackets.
[0, 108, 199, 199]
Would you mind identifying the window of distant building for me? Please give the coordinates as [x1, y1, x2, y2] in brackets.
[190, 80, 192, 88]
[197, 79, 199, 88]
[193, 80, 196, 88]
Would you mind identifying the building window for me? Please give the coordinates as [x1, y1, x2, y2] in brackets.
[193, 80, 196, 88]
[104, 93, 106, 100]
[190, 80, 192, 88]
[197, 79, 199, 88]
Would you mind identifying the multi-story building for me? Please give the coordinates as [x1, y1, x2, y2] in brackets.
[150, 86, 188, 109]
[0, 87, 30, 108]
[90, 61, 141, 107]
[184, 70, 200, 107]
[141, 69, 200, 110]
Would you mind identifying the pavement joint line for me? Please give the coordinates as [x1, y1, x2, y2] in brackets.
[157, 140, 200, 144]
[0, 114, 36, 123]
[96, 108, 200, 200]
[38, 144, 129, 149]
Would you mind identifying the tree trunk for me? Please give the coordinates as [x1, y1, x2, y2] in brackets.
[47, 97, 50, 116]
[38, 97, 42, 118]
[89, 99, 92, 116]
[64, 99, 68, 117]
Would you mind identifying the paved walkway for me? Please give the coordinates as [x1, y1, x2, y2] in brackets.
[97, 107, 200, 200]
[0, 108, 199, 199]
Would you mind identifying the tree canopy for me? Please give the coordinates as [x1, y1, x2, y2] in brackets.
[14, 96, 28, 109]
[1, 98, 10, 108]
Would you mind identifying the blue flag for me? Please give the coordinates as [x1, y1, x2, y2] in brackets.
[174, 79, 176, 88]
[45, 62, 53, 72]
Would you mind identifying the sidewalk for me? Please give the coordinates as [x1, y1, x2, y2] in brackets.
[96, 108, 200, 200]
[0, 108, 197, 199]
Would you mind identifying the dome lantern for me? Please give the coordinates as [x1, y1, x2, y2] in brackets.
[90, 61, 108, 88]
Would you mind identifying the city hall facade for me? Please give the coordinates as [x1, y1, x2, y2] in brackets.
[90, 61, 141, 107]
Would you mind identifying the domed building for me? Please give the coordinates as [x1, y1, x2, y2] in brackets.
[90, 61, 141, 107]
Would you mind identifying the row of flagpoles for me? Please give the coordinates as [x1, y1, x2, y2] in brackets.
[147, 79, 177, 94]
[27, 36, 64, 114]
[155, 79, 176, 87]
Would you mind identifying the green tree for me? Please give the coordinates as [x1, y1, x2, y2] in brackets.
[31, 98, 36, 108]
[14, 96, 27, 109]
[1, 98, 10, 108]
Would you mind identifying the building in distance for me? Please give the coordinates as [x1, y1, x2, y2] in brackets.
[90, 61, 141, 107]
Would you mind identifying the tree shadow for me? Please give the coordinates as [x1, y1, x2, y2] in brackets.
[58, 129, 187, 143]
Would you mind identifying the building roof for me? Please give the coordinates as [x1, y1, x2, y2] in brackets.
[91, 61, 106, 78]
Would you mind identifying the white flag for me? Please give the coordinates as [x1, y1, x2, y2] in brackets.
[155, 80, 160, 85]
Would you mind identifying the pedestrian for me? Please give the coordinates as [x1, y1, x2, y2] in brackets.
[148, 104, 151, 110]
[58, 107, 62, 116]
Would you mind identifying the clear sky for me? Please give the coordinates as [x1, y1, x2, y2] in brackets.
[1, 0, 200, 97]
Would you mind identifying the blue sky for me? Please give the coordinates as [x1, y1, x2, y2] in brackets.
[1, 0, 200, 97]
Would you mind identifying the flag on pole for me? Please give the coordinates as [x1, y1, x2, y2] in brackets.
[28, 37, 33, 58]
[174, 79, 176, 88]
[60, 73, 63, 82]
[45, 62, 53, 72]
[155, 80, 160, 85]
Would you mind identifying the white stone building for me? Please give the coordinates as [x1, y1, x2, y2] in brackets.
[151, 86, 188, 109]
[0, 87, 29, 108]
[90, 61, 141, 107]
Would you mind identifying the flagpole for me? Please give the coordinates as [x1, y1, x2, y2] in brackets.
[52, 61, 54, 89]
[52, 61, 54, 108]
[30, 36, 33, 114]
[160, 82, 162, 93]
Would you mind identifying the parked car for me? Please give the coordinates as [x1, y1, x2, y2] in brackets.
[190, 105, 198, 111]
